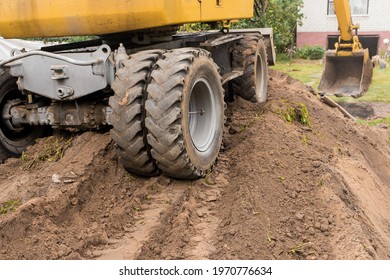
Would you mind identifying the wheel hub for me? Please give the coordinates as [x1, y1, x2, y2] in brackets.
[2, 99, 24, 132]
[188, 77, 216, 153]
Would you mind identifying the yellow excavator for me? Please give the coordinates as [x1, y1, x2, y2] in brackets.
[319, 0, 373, 98]
[0, 0, 274, 179]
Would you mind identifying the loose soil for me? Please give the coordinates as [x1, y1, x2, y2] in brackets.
[1, 69, 390, 260]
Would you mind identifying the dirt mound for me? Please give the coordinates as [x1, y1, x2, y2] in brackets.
[1, 69, 390, 260]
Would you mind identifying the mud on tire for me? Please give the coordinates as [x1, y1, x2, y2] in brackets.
[145, 48, 224, 179]
[232, 34, 268, 104]
[109, 50, 164, 176]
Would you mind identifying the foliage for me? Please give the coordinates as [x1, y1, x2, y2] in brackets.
[21, 135, 73, 168]
[276, 53, 291, 62]
[296, 46, 325, 60]
[0, 200, 20, 215]
[233, 0, 304, 53]
[179, 23, 211, 32]
[27, 36, 97, 44]
[283, 102, 311, 126]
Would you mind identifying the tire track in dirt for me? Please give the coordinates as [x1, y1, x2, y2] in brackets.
[94, 182, 187, 259]
[131, 160, 229, 260]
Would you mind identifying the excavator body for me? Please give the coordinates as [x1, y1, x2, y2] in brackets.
[319, 0, 373, 98]
[0, 1, 275, 179]
[0, 0, 253, 38]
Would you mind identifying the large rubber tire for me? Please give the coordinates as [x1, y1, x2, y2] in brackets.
[0, 71, 47, 162]
[232, 34, 268, 104]
[109, 50, 163, 176]
[145, 48, 224, 179]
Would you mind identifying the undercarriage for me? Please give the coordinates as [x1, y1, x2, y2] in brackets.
[0, 28, 274, 179]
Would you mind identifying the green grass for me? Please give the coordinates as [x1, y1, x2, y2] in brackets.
[0, 200, 20, 215]
[357, 117, 390, 127]
[21, 135, 73, 168]
[272, 59, 323, 90]
[358, 66, 390, 102]
[272, 58, 390, 103]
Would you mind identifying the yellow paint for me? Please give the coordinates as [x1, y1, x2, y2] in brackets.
[0, 0, 254, 38]
[333, 0, 363, 56]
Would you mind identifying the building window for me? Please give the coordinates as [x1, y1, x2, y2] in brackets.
[328, 0, 369, 15]
[328, 0, 335, 15]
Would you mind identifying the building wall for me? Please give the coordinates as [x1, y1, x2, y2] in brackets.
[297, 0, 390, 52]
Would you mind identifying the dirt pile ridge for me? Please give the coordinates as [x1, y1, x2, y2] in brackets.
[1, 69, 390, 260]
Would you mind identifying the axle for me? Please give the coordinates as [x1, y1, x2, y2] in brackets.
[3, 101, 112, 130]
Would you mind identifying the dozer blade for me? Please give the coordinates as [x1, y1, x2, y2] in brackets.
[318, 49, 373, 98]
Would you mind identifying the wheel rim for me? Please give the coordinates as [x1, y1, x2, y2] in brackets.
[188, 77, 216, 154]
[0, 80, 36, 150]
[255, 53, 266, 101]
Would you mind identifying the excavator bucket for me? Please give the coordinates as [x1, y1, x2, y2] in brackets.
[318, 49, 373, 98]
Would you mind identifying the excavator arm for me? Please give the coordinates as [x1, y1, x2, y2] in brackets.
[319, 0, 373, 98]
[333, 0, 362, 55]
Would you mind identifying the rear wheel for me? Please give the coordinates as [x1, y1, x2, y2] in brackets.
[232, 34, 268, 104]
[145, 48, 224, 179]
[0, 71, 47, 162]
[109, 50, 163, 176]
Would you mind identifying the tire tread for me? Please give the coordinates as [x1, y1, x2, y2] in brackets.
[145, 48, 221, 179]
[109, 51, 164, 176]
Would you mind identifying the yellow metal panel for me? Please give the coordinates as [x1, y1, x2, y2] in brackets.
[333, 0, 355, 42]
[201, 1, 253, 22]
[0, 0, 254, 39]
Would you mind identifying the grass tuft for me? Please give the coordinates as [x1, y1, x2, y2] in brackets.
[282, 102, 311, 126]
[288, 243, 308, 255]
[0, 200, 20, 215]
[21, 135, 73, 168]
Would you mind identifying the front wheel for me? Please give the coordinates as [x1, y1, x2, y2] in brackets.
[145, 48, 224, 179]
[0, 71, 47, 162]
